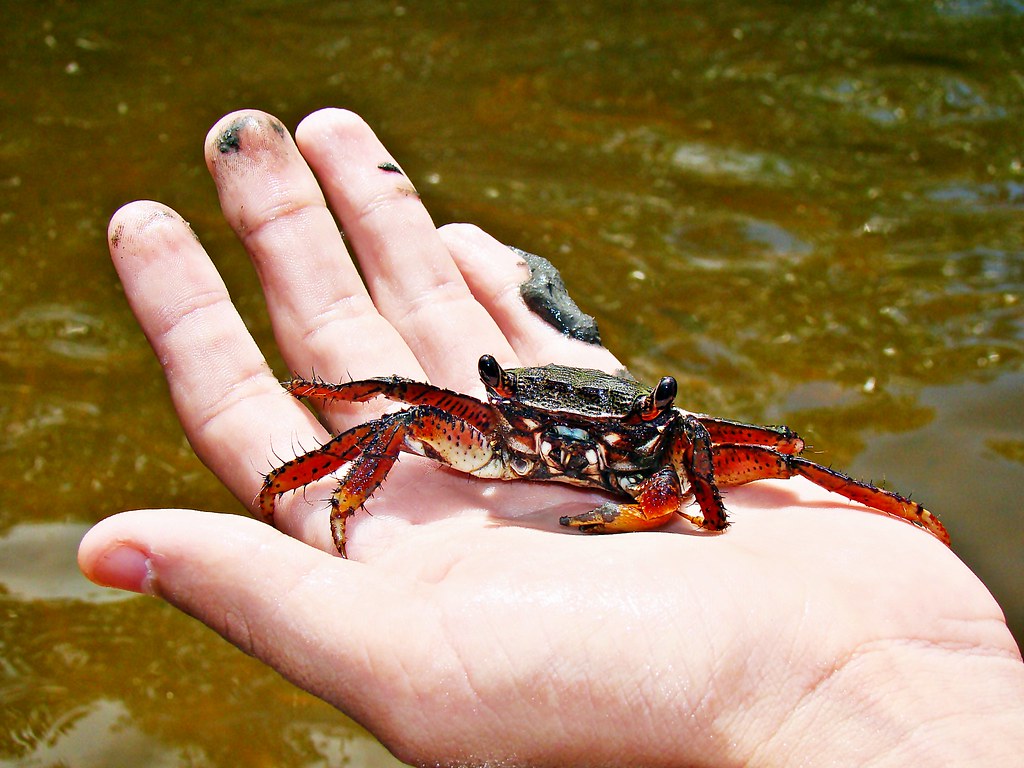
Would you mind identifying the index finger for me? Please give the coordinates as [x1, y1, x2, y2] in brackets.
[107, 202, 335, 549]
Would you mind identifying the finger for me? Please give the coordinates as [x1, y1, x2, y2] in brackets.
[439, 223, 624, 372]
[77, 509, 412, 730]
[204, 110, 421, 384]
[108, 201, 331, 548]
[295, 109, 517, 391]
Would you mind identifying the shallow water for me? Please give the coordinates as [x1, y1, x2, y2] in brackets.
[2, 2, 1022, 764]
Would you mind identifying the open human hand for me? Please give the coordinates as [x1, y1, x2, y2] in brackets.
[79, 109, 1024, 767]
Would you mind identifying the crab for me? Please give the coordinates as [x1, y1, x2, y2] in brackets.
[259, 355, 950, 556]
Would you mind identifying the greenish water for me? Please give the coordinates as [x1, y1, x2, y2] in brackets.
[2, 2, 1022, 765]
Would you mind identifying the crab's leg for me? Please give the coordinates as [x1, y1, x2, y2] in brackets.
[791, 458, 949, 545]
[329, 405, 499, 555]
[711, 445, 950, 545]
[258, 422, 377, 525]
[263, 405, 496, 556]
[325, 415, 409, 557]
[673, 415, 729, 531]
[697, 416, 804, 454]
[559, 468, 683, 533]
[287, 377, 497, 431]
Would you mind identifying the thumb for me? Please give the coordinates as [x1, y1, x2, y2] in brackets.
[77, 509, 418, 728]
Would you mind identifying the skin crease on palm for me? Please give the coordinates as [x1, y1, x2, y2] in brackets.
[78, 109, 1024, 767]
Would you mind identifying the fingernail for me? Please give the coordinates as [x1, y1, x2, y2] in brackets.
[91, 545, 156, 595]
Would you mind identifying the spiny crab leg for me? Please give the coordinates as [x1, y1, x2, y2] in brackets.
[710, 444, 951, 546]
[261, 382, 497, 555]
[697, 416, 805, 454]
[258, 422, 377, 527]
[790, 457, 949, 545]
[676, 416, 728, 531]
[286, 376, 498, 431]
[692, 416, 948, 544]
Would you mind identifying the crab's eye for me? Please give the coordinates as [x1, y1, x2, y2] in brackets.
[478, 354, 502, 386]
[629, 376, 677, 422]
[653, 376, 677, 411]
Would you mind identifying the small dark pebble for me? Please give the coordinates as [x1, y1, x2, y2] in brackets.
[512, 246, 602, 345]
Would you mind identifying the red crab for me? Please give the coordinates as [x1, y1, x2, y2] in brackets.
[258, 355, 949, 556]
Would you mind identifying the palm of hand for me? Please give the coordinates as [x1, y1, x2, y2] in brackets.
[293, 465, 969, 764]
[80, 108, 1012, 768]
